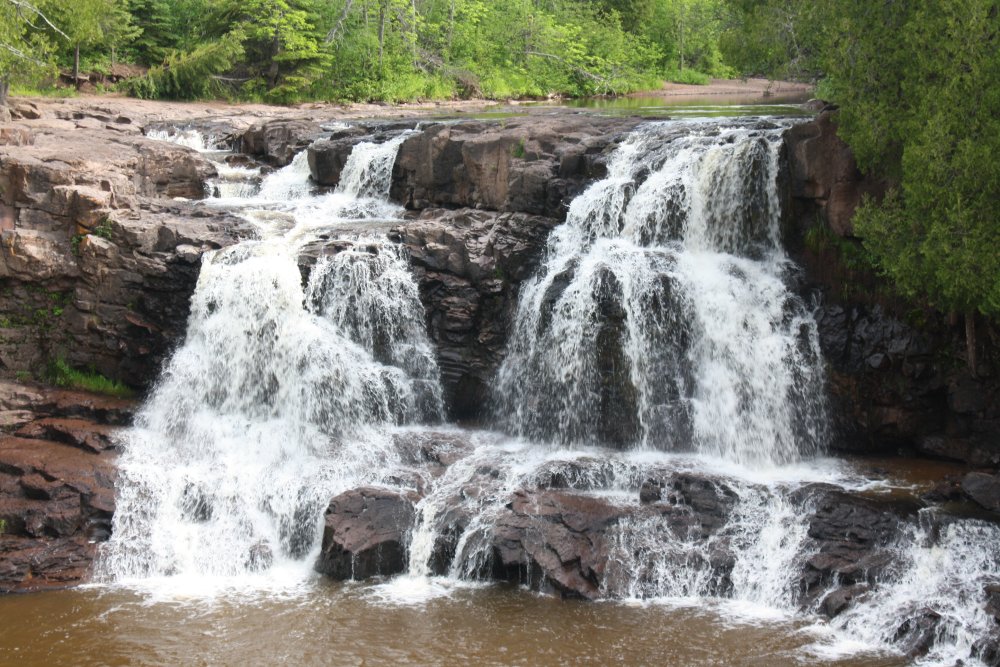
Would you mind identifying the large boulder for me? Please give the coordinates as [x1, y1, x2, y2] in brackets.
[315, 487, 418, 580]
[240, 118, 323, 166]
[390, 116, 640, 219]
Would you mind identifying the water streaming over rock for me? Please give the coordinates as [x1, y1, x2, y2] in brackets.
[98, 129, 440, 584]
[496, 121, 827, 465]
[110, 121, 1000, 666]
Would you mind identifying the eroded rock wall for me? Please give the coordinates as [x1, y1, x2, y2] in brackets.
[0, 118, 246, 388]
[784, 111, 1000, 463]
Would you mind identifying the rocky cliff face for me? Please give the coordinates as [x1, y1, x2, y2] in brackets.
[784, 111, 1000, 464]
[0, 381, 132, 591]
[0, 113, 248, 388]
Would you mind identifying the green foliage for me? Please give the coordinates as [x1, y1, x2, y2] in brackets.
[664, 68, 710, 85]
[826, 0, 1000, 317]
[123, 33, 245, 100]
[720, 0, 824, 80]
[93, 218, 114, 240]
[46, 358, 134, 398]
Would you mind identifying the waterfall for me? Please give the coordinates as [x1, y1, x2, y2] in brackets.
[98, 131, 440, 584]
[496, 122, 827, 465]
[820, 515, 1000, 664]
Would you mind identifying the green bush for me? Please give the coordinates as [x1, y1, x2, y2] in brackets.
[47, 358, 134, 398]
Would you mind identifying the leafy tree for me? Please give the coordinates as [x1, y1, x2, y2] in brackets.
[0, 0, 63, 104]
[43, 0, 138, 85]
[817, 0, 1000, 369]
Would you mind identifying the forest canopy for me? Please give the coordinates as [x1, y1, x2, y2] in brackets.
[1, 0, 750, 103]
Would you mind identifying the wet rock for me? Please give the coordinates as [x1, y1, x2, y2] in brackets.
[0, 425, 117, 592]
[893, 607, 942, 659]
[390, 208, 560, 418]
[798, 490, 909, 599]
[961, 472, 1000, 513]
[315, 487, 418, 580]
[246, 541, 274, 572]
[390, 116, 642, 219]
[307, 135, 366, 186]
[819, 583, 870, 618]
[240, 119, 322, 166]
[308, 127, 409, 187]
[639, 479, 663, 504]
[15, 418, 118, 453]
[490, 489, 629, 599]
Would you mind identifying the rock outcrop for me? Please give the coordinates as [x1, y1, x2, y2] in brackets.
[0, 118, 248, 388]
[0, 381, 132, 592]
[390, 208, 560, 417]
[390, 116, 640, 219]
[784, 111, 1000, 463]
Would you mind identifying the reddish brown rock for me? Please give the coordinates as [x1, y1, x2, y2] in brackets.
[315, 487, 418, 580]
[0, 433, 116, 592]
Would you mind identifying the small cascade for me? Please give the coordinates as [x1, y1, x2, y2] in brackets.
[822, 516, 1000, 665]
[99, 130, 439, 584]
[601, 482, 810, 605]
[146, 127, 225, 152]
[496, 122, 827, 465]
[337, 133, 412, 199]
[257, 150, 313, 201]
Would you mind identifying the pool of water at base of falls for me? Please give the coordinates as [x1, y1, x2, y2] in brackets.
[0, 578, 906, 667]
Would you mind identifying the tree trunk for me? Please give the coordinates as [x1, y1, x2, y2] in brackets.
[74, 45, 81, 90]
[378, 2, 386, 72]
[0, 79, 9, 108]
[966, 311, 978, 376]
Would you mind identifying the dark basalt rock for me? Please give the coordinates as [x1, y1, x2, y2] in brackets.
[0, 427, 119, 590]
[315, 487, 418, 580]
[489, 489, 628, 599]
[962, 472, 1000, 513]
[240, 118, 322, 166]
[389, 116, 642, 220]
[796, 488, 912, 607]
[390, 208, 560, 419]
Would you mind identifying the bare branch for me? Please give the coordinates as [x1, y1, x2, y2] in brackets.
[324, 0, 355, 44]
[1, 41, 46, 66]
[5, 0, 68, 39]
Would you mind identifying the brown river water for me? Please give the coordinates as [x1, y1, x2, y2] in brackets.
[0, 455, 963, 666]
[0, 580, 907, 666]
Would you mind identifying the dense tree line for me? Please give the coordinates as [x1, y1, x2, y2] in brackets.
[2, 0, 997, 336]
[1, 0, 748, 103]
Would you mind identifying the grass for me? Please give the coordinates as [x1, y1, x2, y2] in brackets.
[664, 68, 711, 85]
[47, 358, 134, 398]
[9, 84, 77, 99]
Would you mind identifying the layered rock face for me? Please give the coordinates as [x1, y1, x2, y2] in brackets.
[0, 381, 132, 591]
[784, 111, 1000, 463]
[0, 112, 247, 388]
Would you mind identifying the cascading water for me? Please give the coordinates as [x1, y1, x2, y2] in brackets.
[496, 122, 827, 465]
[102, 119, 1000, 667]
[98, 128, 441, 585]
